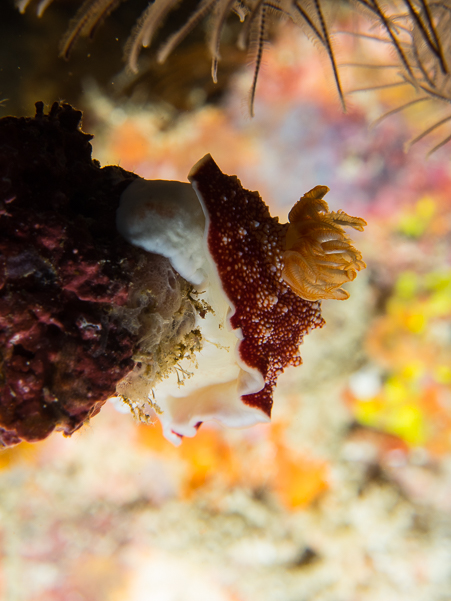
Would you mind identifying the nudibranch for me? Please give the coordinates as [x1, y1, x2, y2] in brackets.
[116, 154, 366, 445]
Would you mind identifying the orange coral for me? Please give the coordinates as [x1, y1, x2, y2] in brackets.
[283, 185, 367, 301]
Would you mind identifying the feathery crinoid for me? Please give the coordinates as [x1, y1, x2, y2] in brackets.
[17, 0, 126, 58]
[345, 1, 451, 154]
[18, 0, 451, 125]
[125, 0, 346, 115]
[60, 0, 126, 59]
[403, 1, 451, 154]
[19, 0, 451, 128]
[18, 0, 346, 116]
[283, 186, 366, 302]
[235, 0, 346, 115]
[15, 0, 56, 16]
[285, 0, 346, 111]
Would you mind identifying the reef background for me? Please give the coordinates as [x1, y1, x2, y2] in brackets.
[1, 2, 451, 600]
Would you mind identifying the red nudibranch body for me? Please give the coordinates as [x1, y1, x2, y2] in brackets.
[116, 154, 366, 445]
[189, 156, 324, 416]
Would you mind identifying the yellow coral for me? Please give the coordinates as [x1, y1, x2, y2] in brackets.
[282, 185, 367, 301]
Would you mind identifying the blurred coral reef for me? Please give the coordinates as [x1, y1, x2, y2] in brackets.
[1, 7, 451, 601]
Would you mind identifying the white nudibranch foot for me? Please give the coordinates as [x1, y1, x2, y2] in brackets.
[112, 155, 366, 445]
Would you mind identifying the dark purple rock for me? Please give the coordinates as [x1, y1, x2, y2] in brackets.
[0, 101, 145, 446]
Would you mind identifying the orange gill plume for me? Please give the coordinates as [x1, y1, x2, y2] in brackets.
[282, 186, 367, 302]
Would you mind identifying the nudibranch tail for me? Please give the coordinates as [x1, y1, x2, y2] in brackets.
[282, 186, 367, 302]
